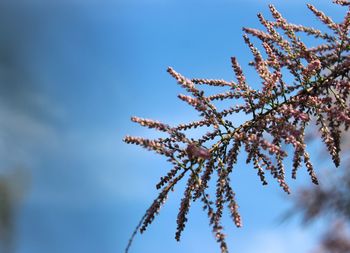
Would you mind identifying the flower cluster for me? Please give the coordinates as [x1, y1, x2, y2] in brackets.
[124, 1, 350, 253]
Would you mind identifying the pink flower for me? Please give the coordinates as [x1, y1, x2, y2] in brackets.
[186, 143, 211, 160]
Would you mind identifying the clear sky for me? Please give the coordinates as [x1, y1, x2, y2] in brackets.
[0, 1, 346, 253]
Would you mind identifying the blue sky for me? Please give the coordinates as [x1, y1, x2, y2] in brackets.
[0, 1, 346, 253]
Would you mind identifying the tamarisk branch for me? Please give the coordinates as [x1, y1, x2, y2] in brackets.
[124, 1, 350, 252]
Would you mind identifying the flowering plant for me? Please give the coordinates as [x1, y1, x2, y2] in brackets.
[124, 1, 350, 252]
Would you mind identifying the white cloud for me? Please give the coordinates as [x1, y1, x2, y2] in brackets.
[0, 102, 61, 170]
[241, 227, 317, 253]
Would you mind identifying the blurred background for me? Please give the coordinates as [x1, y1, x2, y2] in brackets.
[0, 0, 347, 253]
